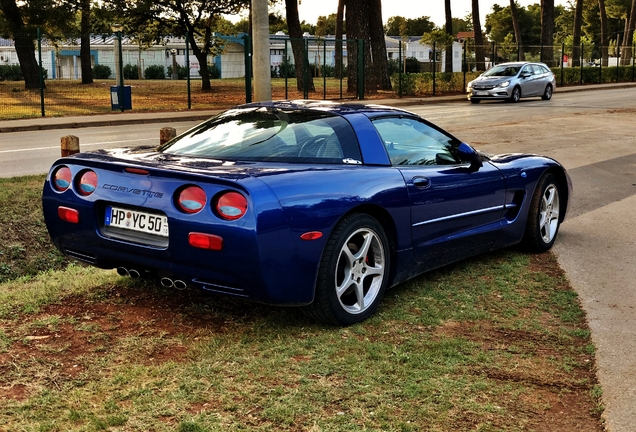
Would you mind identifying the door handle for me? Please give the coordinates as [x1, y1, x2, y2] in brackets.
[412, 176, 431, 189]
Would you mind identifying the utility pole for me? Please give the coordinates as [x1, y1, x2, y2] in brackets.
[252, 0, 272, 101]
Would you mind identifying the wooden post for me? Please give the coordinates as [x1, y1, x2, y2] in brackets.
[160, 127, 177, 146]
[61, 135, 80, 157]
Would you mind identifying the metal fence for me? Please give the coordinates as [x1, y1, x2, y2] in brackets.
[1, 31, 635, 120]
[394, 41, 636, 97]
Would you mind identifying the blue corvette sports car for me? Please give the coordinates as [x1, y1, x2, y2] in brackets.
[43, 100, 571, 325]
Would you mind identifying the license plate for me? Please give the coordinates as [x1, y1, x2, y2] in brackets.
[475, 91, 488, 96]
[105, 206, 169, 237]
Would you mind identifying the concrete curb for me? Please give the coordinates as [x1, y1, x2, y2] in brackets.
[0, 112, 219, 134]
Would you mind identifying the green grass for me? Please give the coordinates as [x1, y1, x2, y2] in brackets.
[0, 175, 72, 284]
[0, 176, 603, 431]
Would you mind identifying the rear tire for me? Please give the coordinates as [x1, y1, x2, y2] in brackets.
[541, 84, 553, 100]
[521, 173, 562, 252]
[303, 214, 390, 326]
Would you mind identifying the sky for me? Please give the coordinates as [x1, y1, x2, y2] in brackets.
[259, 0, 571, 28]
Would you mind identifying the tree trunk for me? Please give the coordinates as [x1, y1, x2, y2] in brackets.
[540, 0, 555, 65]
[369, 0, 391, 90]
[572, 0, 583, 67]
[285, 0, 315, 92]
[345, 0, 375, 95]
[599, 0, 609, 66]
[445, 0, 454, 73]
[622, 0, 636, 64]
[0, 0, 41, 89]
[472, 0, 486, 71]
[510, 0, 524, 61]
[187, 31, 211, 91]
[80, 0, 93, 84]
[334, 0, 345, 79]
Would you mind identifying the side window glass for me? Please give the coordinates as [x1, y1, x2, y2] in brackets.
[372, 117, 460, 166]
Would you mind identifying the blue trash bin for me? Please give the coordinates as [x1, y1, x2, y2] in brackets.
[110, 85, 132, 110]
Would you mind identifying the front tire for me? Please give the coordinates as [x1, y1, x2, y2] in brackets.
[470, 98, 480, 104]
[508, 86, 521, 103]
[521, 173, 562, 252]
[304, 214, 390, 326]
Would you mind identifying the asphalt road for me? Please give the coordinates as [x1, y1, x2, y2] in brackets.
[1, 88, 635, 430]
[0, 121, 201, 178]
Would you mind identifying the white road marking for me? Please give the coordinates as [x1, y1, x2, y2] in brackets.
[0, 138, 156, 154]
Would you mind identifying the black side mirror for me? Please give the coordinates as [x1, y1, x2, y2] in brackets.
[457, 142, 483, 171]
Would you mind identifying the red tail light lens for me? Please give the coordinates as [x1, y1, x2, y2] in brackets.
[52, 166, 72, 192]
[215, 191, 248, 220]
[177, 186, 207, 214]
[77, 170, 98, 196]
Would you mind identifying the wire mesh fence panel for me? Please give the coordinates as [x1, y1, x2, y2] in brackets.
[0, 83, 42, 119]
[2, 31, 636, 120]
[0, 32, 43, 119]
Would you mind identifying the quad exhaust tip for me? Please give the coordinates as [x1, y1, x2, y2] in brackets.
[160, 277, 188, 290]
[118, 269, 188, 290]
[116, 267, 140, 279]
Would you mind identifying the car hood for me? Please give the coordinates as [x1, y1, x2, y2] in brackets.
[470, 76, 512, 85]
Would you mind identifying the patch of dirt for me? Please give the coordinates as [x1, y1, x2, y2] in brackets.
[0, 282, 249, 401]
[528, 251, 566, 279]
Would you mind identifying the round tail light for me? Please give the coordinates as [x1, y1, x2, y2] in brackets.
[52, 166, 72, 192]
[77, 170, 98, 196]
[215, 191, 248, 220]
[177, 186, 207, 214]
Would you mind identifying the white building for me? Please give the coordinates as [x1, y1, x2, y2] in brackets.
[0, 33, 463, 80]
[387, 36, 464, 72]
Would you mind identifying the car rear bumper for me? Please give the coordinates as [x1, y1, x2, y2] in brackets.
[42, 185, 317, 306]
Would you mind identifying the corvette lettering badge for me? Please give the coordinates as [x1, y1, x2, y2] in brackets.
[102, 184, 164, 198]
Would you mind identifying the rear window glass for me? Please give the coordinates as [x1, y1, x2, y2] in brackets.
[159, 107, 361, 164]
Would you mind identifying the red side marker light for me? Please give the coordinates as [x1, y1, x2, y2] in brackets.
[58, 206, 80, 224]
[300, 231, 323, 241]
[189, 232, 223, 251]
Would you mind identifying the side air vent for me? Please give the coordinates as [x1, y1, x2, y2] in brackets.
[504, 191, 526, 221]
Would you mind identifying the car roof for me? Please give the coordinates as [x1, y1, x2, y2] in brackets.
[495, 61, 547, 67]
[238, 99, 412, 116]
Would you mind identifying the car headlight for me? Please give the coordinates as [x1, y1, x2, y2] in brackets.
[495, 81, 510, 88]
[467, 82, 473, 89]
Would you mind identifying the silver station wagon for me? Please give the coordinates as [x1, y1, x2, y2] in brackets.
[467, 61, 556, 103]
